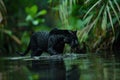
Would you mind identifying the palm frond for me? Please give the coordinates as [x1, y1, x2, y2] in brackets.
[102, 9, 107, 31]
[83, 0, 102, 19]
[0, 0, 7, 25]
[0, 0, 6, 12]
[87, 5, 105, 33]
[59, 0, 77, 28]
[109, 0, 120, 25]
[114, 0, 120, 12]
[106, 5, 115, 35]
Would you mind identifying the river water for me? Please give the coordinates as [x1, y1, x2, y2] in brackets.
[0, 53, 120, 80]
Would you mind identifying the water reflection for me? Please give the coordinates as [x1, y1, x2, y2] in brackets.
[66, 65, 80, 80]
[27, 60, 66, 80]
[0, 53, 120, 80]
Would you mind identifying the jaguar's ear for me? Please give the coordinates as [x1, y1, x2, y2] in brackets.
[50, 28, 59, 35]
[52, 28, 59, 31]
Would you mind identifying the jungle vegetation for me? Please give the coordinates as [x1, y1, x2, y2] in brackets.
[0, 0, 120, 56]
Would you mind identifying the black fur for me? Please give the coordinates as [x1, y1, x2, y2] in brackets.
[17, 28, 79, 57]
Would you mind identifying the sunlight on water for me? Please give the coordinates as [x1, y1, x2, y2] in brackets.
[0, 53, 120, 80]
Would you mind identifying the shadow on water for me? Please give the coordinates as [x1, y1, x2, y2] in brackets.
[0, 52, 120, 80]
[27, 60, 66, 80]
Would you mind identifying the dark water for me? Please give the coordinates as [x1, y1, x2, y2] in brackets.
[0, 53, 120, 80]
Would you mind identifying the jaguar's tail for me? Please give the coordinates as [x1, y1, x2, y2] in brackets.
[16, 43, 30, 56]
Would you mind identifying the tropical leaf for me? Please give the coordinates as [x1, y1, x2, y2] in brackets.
[0, 0, 7, 25]
[83, 0, 101, 19]
[102, 10, 107, 31]
[25, 5, 38, 17]
[36, 9, 47, 17]
[59, 0, 77, 28]
[106, 5, 115, 34]
[0, 12, 3, 23]
[114, 0, 120, 12]
[0, 29, 21, 45]
[109, 0, 120, 25]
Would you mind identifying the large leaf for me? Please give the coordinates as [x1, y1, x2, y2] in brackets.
[25, 5, 38, 17]
[26, 15, 33, 21]
[36, 9, 47, 17]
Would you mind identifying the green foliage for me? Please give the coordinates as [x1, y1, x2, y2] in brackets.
[21, 32, 30, 51]
[80, 0, 120, 50]
[25, 5, 47, 26]
[0, 0, 21, 55]
[20, 4, 49, 51]
[0, 1, 50, 56]
[1, 0, 120, 55]
[58, 0, 77, 29]
[57, 0, 120, 51]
